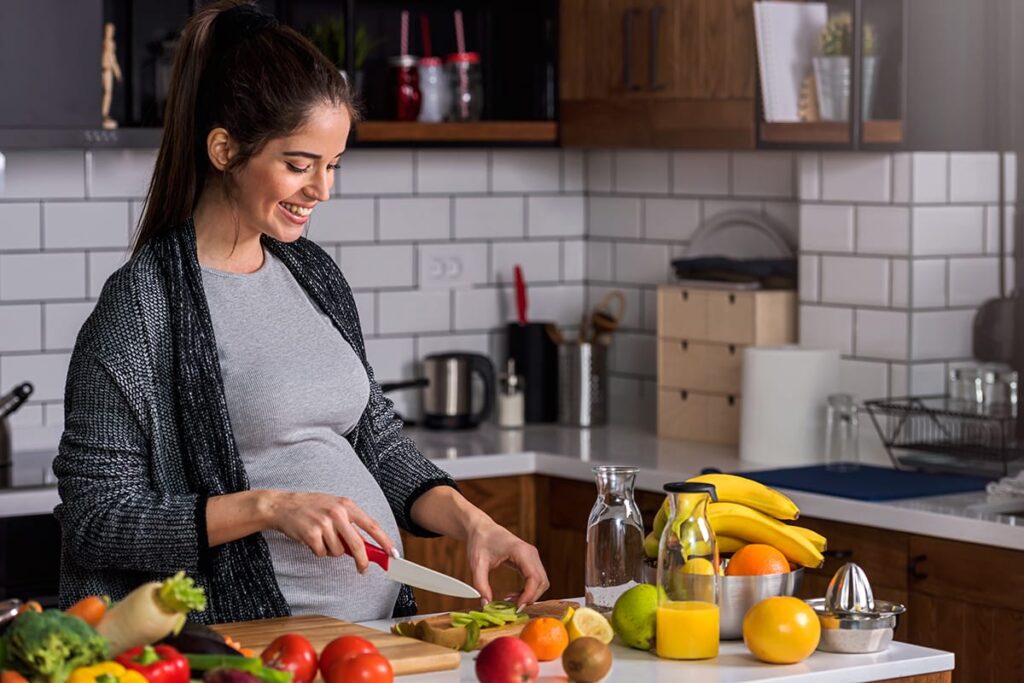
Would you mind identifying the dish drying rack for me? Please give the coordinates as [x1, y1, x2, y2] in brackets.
[864, 395, 1024, 478]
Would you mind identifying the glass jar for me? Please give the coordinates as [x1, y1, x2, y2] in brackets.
[387, 55, 421, 122]
[445, 52, 483, 121]
[655, 482, 719, 660]
[824, 393, 860, 472]
[417, 57, 448, 123]
[584, 465, 644, 613]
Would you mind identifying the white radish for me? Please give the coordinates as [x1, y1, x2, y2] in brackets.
[97, 571, 207, 655]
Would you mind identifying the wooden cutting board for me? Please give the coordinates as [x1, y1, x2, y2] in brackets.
[416, 600, 578, 650]
[210, 614, 460, 677]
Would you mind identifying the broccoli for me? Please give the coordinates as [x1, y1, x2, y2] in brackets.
[2, 609, 109, 683]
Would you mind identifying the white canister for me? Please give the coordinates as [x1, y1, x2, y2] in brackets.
[417, 57, 448, 123]
[739, 346, 840, 466]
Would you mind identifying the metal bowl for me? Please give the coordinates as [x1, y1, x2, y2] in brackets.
[806, 597, 906, 653]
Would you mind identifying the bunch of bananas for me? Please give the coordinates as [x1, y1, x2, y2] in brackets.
[642, 473, 826, 568]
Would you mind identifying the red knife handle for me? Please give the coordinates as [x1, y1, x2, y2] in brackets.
[514, 265, 527, 325]
[339, 537, 390, 570]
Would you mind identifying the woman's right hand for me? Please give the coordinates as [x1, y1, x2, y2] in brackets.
[262, 491, 397, 573]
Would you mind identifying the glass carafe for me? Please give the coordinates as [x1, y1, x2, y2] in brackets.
[655, 482, 720, 660]
[584, 465, 644, 613]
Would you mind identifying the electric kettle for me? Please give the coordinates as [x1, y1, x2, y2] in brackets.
[0, 382, 34, 487]
[421, 352, 495, 430]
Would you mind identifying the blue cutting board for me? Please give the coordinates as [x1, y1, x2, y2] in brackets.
[725, 464, 992, 501]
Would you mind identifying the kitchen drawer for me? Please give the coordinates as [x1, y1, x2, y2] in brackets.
[707, 291, 756, 344]
[908, 535, 1024, 609]
[658, 388, 740, 445]
[658, 339, 743, 394]
[658, 288, 708, 339]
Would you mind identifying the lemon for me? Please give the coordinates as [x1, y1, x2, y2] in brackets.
[743, 596, 821, 664]
[567, 607, 614, 644]
[611, 584, 661, 650]
[560, 605, 576, 625]
[681, 558, 716, 575]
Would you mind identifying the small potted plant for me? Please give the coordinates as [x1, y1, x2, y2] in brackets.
[307, 16, 381, 99]
[812, 12, 878, 122]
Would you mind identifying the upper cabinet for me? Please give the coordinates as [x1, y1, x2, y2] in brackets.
[559, 0, 758, 148]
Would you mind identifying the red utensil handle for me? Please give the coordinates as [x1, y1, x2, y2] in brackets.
[514, 265, 527, 325]
[339, 537, 390, 570]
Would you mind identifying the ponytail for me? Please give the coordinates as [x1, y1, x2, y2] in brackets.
[132, 0, 357, 256]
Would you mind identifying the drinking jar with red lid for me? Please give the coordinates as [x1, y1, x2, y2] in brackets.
[387, 55, 421, 121]
[445, 52, 482, 122]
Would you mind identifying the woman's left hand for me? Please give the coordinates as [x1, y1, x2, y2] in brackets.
[465, 520, 549, 608]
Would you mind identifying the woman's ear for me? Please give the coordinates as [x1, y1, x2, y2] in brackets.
[206, 127, 234, 171]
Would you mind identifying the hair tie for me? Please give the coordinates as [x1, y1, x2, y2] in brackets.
[215, 3, 279, 46]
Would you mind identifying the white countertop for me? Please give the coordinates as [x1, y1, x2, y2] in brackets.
[5, 422, 1024, 552]
[358, 605, 954, 683]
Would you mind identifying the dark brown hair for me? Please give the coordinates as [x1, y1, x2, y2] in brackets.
[131, 0, 359, 255]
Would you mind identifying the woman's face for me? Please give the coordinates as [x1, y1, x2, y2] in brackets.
[228, 104, 350, 244]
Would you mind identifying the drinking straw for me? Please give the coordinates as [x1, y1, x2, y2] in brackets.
[400, 10, 409, 56]
[454, 9, 465, 54]
[420, 15, 432, 58]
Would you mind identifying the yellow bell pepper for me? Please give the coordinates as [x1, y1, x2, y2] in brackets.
[67, 662, 148, 683]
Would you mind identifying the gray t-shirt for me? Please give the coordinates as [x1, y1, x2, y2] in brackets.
[201, 248, 402, 621]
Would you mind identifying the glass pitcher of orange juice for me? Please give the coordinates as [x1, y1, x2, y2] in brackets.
[654, 482, 720, 660]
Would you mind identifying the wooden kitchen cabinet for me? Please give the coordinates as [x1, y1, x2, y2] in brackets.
[559, 0, 757, 148]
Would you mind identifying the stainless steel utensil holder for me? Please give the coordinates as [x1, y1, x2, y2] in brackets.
[558, 341, 608, 427]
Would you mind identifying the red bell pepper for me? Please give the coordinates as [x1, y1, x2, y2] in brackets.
[115, 646, 189, 683]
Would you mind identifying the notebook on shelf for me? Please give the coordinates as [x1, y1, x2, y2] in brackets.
[754, 1, 828, 122]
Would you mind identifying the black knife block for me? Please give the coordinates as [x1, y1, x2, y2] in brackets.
[507, 322, 559, 423]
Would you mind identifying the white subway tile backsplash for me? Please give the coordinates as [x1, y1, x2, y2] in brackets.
[527, 196, 585, 237]
[800, 305, 853, 354]
[911, 153, 948, 203]
[856, 206, 910, 255]
[889, 363, 908, 396]
[0, 352, 71, 401]
[799, 204, 855, 252]
[588, 197, 641, 239]
[379, 197, 449, 241]
[0, 304, 41, 352]
[892, 153, 911, 204]
[6, 403, 43, 429]
[453, 287, 507, 331]
[88, 251, 127, 297]
[911, 310, 974, 360]
[910, 362, 947, 395]
[364, 337, 416, 381]
[337, 150, 414, 195]
[0, 253, 85, 301]
[492, 241, 561, 283]
[377, 290, 450, 334]
[43, 202, 129, 249]
[797, 153, 821, 201]
[587, 241, 614, 282]
[949, 152, 1000, 202]
[44, 302, 94, 350]
[491, 150, 560, 193]
[947, 257, 1000, 306]
[339, 245, 415, 289]
[614, 242, 672, 284]
[615, 151, 670, 194]
[820, 256, 889, 306]
[416, 150, 488, 193]
[1005, 257, 1016, 296]
[839, 358, 889, 402]
[611, 332, 656, 376]
[352, 292, 375, 336]
[821, 154, 891, 203]
[563, 150, 584, 192]
[672, 152, 730, 196]
[417, 333, 491, 360]
[0, 203, 41, 250]
[763, 202, 799, 246]
[87, 149, 157, 198]
[418, 242, 488, 289]
[984, 205, 1015, 255]
[702, 200, 762, 222]
[644, 198, 700, 241]
[0, 151, 85, 200]
[642, 289, 658, 332]
[1004, 153, 1017, 203]
[911, 259, 946, 308]
[912, 206, 984, 256]
[732, 152, 794, 198]
[455, 197, 524, 239]
[799, 254, 820, 303]
[855, 309, 909, 360]
[527, 284, 585, 327]
[891, 259, 909, 308]
[562, 240, 585, 281]
[586, 152, 613, 193]
[309, 199, 375, 243]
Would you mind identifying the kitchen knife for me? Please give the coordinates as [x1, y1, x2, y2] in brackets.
[348, 538, 481, 599]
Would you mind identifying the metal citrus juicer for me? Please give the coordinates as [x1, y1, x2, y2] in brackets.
[806, 562, 907, 653]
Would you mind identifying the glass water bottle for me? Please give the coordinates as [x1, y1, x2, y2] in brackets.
[655, 482, 720, 660]
[584, 465, 644, 613]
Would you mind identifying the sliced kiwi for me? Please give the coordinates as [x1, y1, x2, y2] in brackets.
[391, 620, 418, 637]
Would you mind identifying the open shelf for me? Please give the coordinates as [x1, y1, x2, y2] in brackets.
[759, 119, 903, 145]
[354, 121, 558, 144]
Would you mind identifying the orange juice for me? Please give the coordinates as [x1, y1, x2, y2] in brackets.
[655, 600, 720, 659]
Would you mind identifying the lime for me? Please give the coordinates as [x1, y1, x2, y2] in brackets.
[611, 584, 660, 650]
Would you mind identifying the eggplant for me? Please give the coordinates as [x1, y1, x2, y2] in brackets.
[204, 669, 262, 683]
[159, 620, 239, 655]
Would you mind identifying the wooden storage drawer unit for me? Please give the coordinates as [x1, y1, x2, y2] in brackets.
[657, 287, 796, 345]
[657, 388, 740, 445]
[658, 339, 743, 394]
[657, 288, 708, 339]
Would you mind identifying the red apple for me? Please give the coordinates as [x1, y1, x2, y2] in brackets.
[475, 637, 540, 683]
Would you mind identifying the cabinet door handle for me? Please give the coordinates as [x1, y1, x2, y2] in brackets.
[622, 8, 642, 91]
[648, 5, 665, 90]
[908, 554, 929, 580]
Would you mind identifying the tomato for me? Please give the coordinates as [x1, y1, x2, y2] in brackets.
[261, 634, 318, 683]
[318, 635, 379, 679]
[325, 653, 393, 683]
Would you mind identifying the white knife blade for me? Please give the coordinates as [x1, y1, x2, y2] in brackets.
[353, 538, 481, 599]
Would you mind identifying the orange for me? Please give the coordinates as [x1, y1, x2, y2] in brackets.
[519, 617, 570, 661]
[742, 596, 821, 664]
[725, 543, 790, 576]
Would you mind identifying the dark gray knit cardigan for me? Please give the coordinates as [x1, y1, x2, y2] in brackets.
[53, 220, 456, 623]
